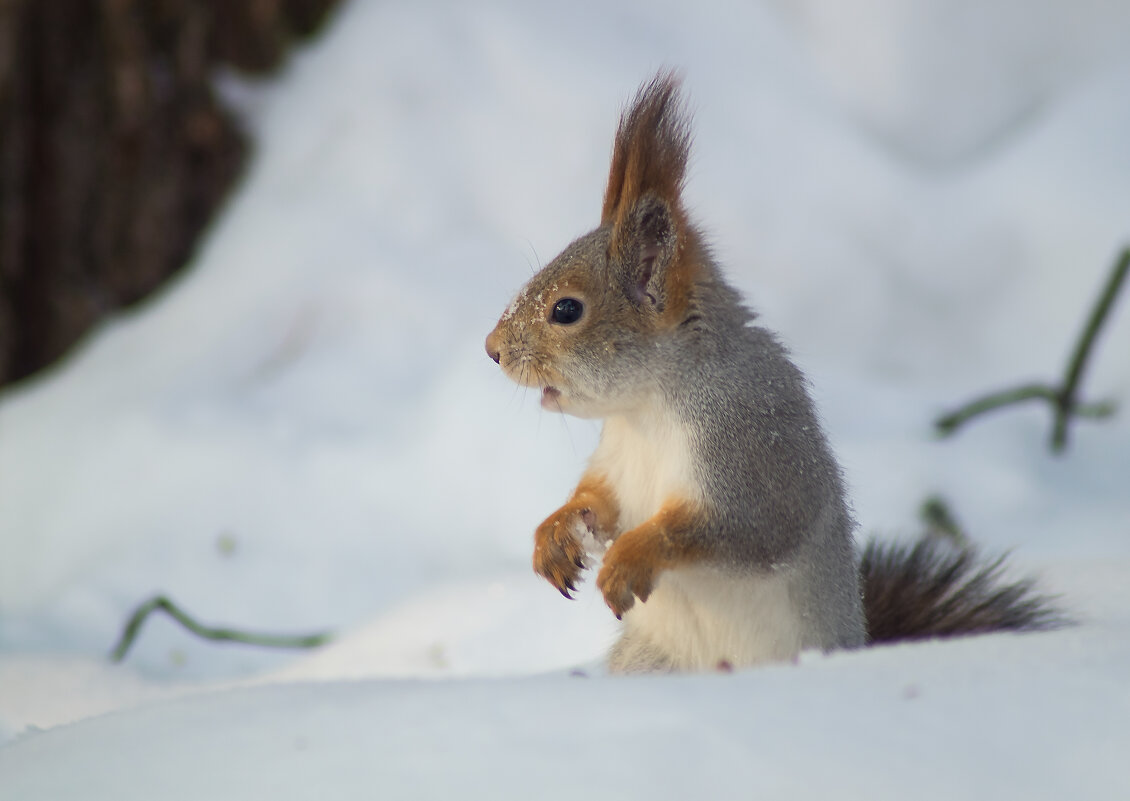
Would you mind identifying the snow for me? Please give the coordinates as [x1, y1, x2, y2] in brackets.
[1, 0, 1129, 796]
[4, 620, 1130, 799]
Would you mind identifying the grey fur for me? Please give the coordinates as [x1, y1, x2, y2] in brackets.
[644, 268, 867, 651]
[486, 74, 867, 669]
[487, 74, 1055, 672]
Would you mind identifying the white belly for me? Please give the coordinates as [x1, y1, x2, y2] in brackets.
[612, 565, 806, 672]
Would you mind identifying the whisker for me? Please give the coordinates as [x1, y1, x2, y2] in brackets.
[523, 240, 543, 276]
[508, 372, 523, 409]
[552, 392, 582, 457]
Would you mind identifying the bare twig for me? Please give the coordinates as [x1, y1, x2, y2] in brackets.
[110, 595, 332, 662]
[936, 247, 1128, 453]
[1050, 247, 1129, 449]
[919, 494, 970, 548]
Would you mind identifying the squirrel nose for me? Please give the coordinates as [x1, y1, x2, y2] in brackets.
[485, 331, 501, 364]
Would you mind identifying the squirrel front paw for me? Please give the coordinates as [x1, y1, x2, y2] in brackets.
[533, 506, 593, 599]
[596, 540, 657, 620]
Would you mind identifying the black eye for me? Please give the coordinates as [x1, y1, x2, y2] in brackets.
[551, 298, 584, 325]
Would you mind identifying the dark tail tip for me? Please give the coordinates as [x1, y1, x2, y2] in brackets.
[860, 537, 1067, 644]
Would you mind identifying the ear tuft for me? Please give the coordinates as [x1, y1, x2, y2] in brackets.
[601, 71, 691, 231]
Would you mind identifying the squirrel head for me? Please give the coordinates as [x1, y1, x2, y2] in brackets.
[486, 72, 706, 418]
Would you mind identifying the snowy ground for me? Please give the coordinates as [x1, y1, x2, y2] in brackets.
[2, 0, 1129, 797]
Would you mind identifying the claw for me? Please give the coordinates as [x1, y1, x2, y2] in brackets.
[574, 555, 586, 569]
[559, 586, 574, 600]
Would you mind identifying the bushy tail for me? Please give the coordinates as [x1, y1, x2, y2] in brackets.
[860, 537, 1065, 644]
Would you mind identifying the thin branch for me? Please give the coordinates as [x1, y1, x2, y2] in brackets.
[919, 494, 970, 548]
[935, 247, 1127, 452]
[935, 384, 1060, 435]
[110, 595, 332, 662]
[935, 384, 1114, 437]
[1051, 247, 1130, 450]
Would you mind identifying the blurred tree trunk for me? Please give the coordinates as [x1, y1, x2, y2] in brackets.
[0, 0, 340, 388]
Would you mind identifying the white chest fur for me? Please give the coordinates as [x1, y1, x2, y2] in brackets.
[588, 403, 702, 531]
[589, 402, 808, 672]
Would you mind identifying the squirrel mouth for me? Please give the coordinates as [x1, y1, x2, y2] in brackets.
[540, 386, 563, 409]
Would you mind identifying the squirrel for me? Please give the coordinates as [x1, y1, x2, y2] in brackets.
[485, 73, 1060, 673]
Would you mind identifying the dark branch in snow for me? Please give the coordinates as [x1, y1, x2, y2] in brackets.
[935, 247, 1128, 453]
[110, 595, 332, 663]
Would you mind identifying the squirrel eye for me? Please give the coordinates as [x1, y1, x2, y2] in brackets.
[551, 298, 584, 325]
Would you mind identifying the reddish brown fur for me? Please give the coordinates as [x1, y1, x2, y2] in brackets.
[600, 72, 703, 330]
[600, 72, 690, 228]
[658, 217, 705, 329]
[533, 474, 620, 598]
[596, 498, 705, 619]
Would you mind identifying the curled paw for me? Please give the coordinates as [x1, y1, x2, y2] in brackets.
[596, 546, 656, 619]
[533, 508, 590, 599]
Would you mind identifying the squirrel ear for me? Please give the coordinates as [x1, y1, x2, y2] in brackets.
[603, 73, 697, 320]
[618, 193, 675, 309]
[601, 72, 689, 231]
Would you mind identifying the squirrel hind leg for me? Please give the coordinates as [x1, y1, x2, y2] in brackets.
[607, 631, 677, 674]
